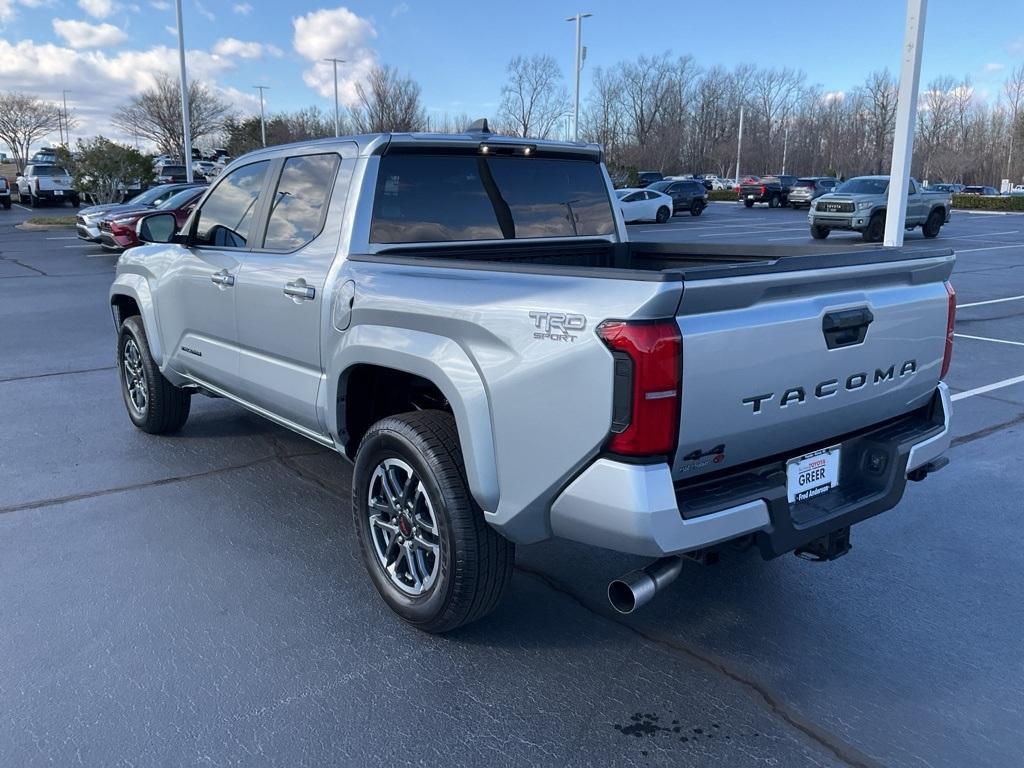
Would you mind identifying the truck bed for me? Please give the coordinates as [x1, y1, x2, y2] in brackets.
[366, 239, 954, 281]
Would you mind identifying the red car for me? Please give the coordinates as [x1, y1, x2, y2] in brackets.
[99, 185, 205, 251]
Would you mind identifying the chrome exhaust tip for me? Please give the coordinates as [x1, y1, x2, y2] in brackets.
[608, 556, 683, 614]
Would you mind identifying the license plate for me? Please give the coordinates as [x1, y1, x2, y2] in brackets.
[786, 446, 840, 503]
[747, 194, 755, 199]
[54, 190, 63, 196]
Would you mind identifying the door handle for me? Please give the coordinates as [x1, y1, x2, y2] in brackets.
[284, 281, 315, 300]
[211, 270, 234, 286]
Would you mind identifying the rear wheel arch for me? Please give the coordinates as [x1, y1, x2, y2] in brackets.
[329, 332, 500, 515]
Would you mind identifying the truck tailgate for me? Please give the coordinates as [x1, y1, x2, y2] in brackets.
[672, 250, 954, 481]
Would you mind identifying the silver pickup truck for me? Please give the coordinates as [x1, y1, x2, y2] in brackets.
[109, 128, 956, 631]
[809, 175, 951, 242]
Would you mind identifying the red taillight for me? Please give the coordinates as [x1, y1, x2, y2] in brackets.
[941, 281, 956, 379]
[597, 319, 681, 457]
[760, 185, 767, 195]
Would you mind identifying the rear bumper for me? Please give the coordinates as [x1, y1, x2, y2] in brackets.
[35, 189, 77, 201]
[550, 383, 951, 558]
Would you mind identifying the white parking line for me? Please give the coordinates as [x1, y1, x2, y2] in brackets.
[955, 244, 1024, 254]
[13, 203, 31, 212]
[951, 373, 1024, 402]
[954, 333, 1024, 348]
[62, 244, 93, 249]
[45, 236, 78, 240]
[958, 294, 1024, 309]
[699, 227, 805, 238]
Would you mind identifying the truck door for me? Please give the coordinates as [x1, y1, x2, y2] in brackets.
[232, 151, 344, 434]
[160, 159, 273, 392]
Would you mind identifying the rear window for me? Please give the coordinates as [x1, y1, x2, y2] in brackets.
[160, 165, 186, 175]
[33, 166, 68, 176]
[370, 153, 616, 244]
[794, 179, 817, 188]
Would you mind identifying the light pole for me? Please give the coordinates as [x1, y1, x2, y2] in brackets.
[781, 119, 789, 175]
[565, 12, 591, 142]
[884, 0, 927, 247]
[174, 0, 193, 182]
[734, 105, 744, 184]
[62, 90, 70, 147]
[254, 85, 269, 147]
[324, 57, 345, 137]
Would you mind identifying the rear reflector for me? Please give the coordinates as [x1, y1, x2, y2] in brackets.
[941, 281, 955, 379]
[597, 320, 681, 457]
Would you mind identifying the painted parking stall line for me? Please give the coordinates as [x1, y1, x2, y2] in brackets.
[954, 333, 1024, 348]
[952, 373, 1024, 402]
[958, 294, 1024, 309]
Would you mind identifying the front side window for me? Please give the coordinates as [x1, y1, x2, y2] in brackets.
[193, 161, 270, 248]
[262, 153, 340, 251]
[370, 153, 616, 244]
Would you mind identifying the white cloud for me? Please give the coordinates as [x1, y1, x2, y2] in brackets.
[212, 37, 282, 59]
[1, 0, 48, 24]
[53, 18, 128, 48]
[150, 0, 170, 8]
[164, 24, 175, 35]
[194, 0, 214, 21]
[0, 39, 241, 145]
[292, 7, 377, 105]
[78, 0, 113, 18]
[824, 90, 845, 103]
[232, 2, 252, 14]
[983, 62, 1006, 74]
[390, 2, 408, 18]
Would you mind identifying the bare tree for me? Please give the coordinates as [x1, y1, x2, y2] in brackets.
[351, 65, 426, 133]
[497, 55, 569, 139]
[1004, 63, 1024, 181]
[863, 69, 897, 173]
[113, 74, 229, 160]
[0, 92, 62, 172]
[619, 53, 675, 150]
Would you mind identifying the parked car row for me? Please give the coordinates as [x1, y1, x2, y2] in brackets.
[76, 182, 207, 250]
[616, 178, 709, 223]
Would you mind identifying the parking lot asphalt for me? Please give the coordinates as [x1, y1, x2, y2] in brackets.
[2, 201, 1023, 767]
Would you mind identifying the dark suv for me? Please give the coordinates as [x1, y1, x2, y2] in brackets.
[648, 179, 708, 216]
[637, 171, 664, 188]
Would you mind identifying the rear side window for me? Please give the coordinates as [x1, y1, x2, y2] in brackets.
[262, 153, 340, 251]
[193, 160, 270, 248]
[370, 153, 616, 244]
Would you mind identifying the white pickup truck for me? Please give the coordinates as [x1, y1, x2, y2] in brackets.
[16, 164, 80, 208]
[110, 127, 956, 631]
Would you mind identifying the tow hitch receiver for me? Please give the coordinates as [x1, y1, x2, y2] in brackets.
[795, 527, 851, 562]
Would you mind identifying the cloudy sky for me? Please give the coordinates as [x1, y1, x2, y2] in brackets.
[1, 0, 1023, 149]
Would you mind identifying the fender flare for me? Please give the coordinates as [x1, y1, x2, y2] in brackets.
[109, 275, 165, 366]
[326, 325, 500, 514]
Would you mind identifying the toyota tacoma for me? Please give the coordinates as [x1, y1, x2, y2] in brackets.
[109, 126, 956, 631]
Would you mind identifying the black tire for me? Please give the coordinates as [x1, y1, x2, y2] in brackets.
[743, 199, 755, 208]
[28, 193, 37, 208]
[922, 209, 943, 238]
[353, 410, 514, 633]
[655, 206, 670, 223]
[768, 195, 780, 209]
[862, 213, 885, 243]
[117, 316, 191, 434]
[690, 200, 705, 217]
[2, 200, 9, 210]
[810, 225, 830, 240]
[19, 189, 29, 205]
[71, 196, 80, 208]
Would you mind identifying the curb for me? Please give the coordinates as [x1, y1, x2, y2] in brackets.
[954, 209, 1024, 216]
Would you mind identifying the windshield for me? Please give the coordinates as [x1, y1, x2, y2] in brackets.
[836, 178, 889, 194]
[158, 187, 204, 210]
[370, 153, 616, 244]
[794, 179, 817, 188]
[647, 181, 671, 192]
[614, 189, 630, 199]
[160, 166, 186, 175]
[33, 166, 68, 176]
[128, 185, 180, 206]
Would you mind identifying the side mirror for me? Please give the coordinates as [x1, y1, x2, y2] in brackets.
[136, 212, 179, 244]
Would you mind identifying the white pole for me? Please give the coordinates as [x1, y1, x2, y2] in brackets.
[174, 0, 193, 183]
[254, 86, 268, 147]
[782, 122, 789, 175]
[735, 105, 744, 184]
[324, 57, 344, 137]
[566, 13, 591, 142]
[884, 0, 927, 247]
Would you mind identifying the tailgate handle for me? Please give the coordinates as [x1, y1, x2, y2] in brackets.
[822, 307, 874, 349]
